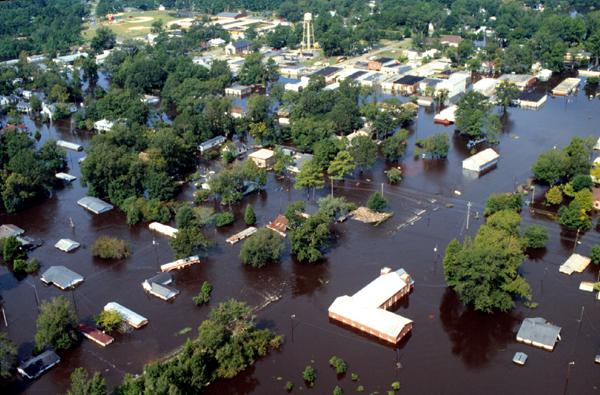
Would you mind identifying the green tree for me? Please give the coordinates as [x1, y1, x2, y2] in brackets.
[295, 159, 325, 199]
[545, 186, 563, 205]
[35, 296, 78, 350]
[484, 193, 522, 216]
[67, 368, 107, 395]
[455, 91, 498, 140]
[416, 133, 449, 159]
[532, 149, 568, 185]
[328, 356, 348, 374]
[2, 236, 25, 263]
[244, 204, 256, 225]
[327, 150, 355, 180]
[523, 225, 549, 249]
[382, 130, 409, 161]
[193, 281, 213, 305]
[367, 192, 388, 213]
[0, 332, 16, 378]
[95, 310, 123, 333]
[349, 136, 377, 172]
[290, 213, 330, 263]
[333, 386, 343, 395]
[386, 167, 402, 184]
[170, 228, 210, 258]
[239, 228, 284, 268]
[176, 205, 197, 229]
[214, 211, 235, 227]
[591, 245, 600, 264]
[91, 236, 131, 260]
[558, 199, 591, 230]
[571, 174, 593, 192]
[495, 81, 520, 113]
[90, 27, 116, 54]
[303, 365, 316, 387]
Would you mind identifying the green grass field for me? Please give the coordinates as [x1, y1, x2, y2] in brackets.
[83, 10, 182, 41]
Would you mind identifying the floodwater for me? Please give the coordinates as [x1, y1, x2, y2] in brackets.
[2, 77, 600, 394]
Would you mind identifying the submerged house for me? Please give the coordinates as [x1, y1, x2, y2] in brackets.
[516, 317, 561, 351]
[266, 214, 289, 237]
[104, 302, 148, 329]
[328, 267, 414, 345]
[79, 324, 114, 347]
[462, 148, 499, 174]
[17, 350, 60, 379]
[77, 196, 113, 214]
[40, 266, 84, 290]
[142, 273, 179, 301]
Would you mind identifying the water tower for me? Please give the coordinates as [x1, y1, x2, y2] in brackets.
[301, 12, 315, 51]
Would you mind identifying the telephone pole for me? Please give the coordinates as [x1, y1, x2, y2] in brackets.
[466, 201, 472, 230]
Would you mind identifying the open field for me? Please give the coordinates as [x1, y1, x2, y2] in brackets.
[83, 10, 192, 40]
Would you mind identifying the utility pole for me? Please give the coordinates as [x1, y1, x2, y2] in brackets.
[381, 183, 384, 196]
[466, 201, 472, 230]
[563, 361, 575, 395]
[330, 178, 334, 198]
[153, 238, 160, 268]
[1, 306, 7, 327]
[290, 314, 296, 343]
[530, 185, 535, 206]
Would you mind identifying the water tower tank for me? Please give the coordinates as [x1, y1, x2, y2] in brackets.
[304, 12, 312, 21]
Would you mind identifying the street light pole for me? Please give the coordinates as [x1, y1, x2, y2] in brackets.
[563, 361, 575, 395]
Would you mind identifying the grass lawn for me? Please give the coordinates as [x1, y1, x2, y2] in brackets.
[83, 10, 181, 41]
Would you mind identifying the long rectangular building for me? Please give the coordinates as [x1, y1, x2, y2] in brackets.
[328, 268, 414, 344]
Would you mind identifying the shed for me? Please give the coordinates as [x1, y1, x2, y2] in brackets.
[579, 281, 595, 292]
[266, 214, 289, 237]
[516, 317, 561, 351]
[55, 172, 77, 182]
[77, 196, 113, 214]
[249, 148, 275, 168]
[79, 324, 114, 347]
[512, 352, 528, 365]
[54, 238, 80, 252]
[17, 350, 60, 379]
[559, 253, 591, 275]
[462, 148, 499, 173]
[41, 266, 84, 290]
[149, 222, 178, 238]
[104, 302, 148, 329]
[57, 140, 83, 152]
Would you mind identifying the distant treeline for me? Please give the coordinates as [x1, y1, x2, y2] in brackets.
[0, 0, 85, 61]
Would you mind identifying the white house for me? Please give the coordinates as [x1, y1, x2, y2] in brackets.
[41, 102, 57, 121]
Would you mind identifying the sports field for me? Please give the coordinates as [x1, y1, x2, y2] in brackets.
[84, 10, 196, 40]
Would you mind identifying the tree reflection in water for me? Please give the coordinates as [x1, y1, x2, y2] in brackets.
[439, 288, 521, 369]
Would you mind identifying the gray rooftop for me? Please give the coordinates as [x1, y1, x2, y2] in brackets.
[516, 317, 561, 351]
[0, 224, 24, 239]
[41, 266, 84, 290]
[18, 350, 60, 379]
[77, 196, 114, 214]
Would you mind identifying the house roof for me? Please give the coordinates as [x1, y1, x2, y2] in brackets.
[516, 317, 561, 351]
[519, 90, 547, 102]
[559, 253, 591, 275]
[104, 302, 148, 328]
[249, 148, 275, 160]
[230, 40, 251, 49]
[54, 238, 80, 252]
[77, 196, 114, 214]
[394, 75, 425, 85]
[17, 350, 60, 379]
[41, 266, 84, 290]
[0, 224, 24, 239]
[79, 324, 114, 346]
[352, 268, 413, 309]
[266, 214, 289, 236]
[311, 66, 341, 77]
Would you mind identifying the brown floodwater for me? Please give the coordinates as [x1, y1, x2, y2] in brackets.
[2, 76, 600, 394]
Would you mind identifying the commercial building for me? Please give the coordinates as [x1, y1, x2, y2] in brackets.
[328, 267, 414, 345]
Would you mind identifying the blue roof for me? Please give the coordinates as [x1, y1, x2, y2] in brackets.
[232, 40, 251, 49]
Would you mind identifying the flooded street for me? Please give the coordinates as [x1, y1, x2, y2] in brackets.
[2, 80, 600, 394]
